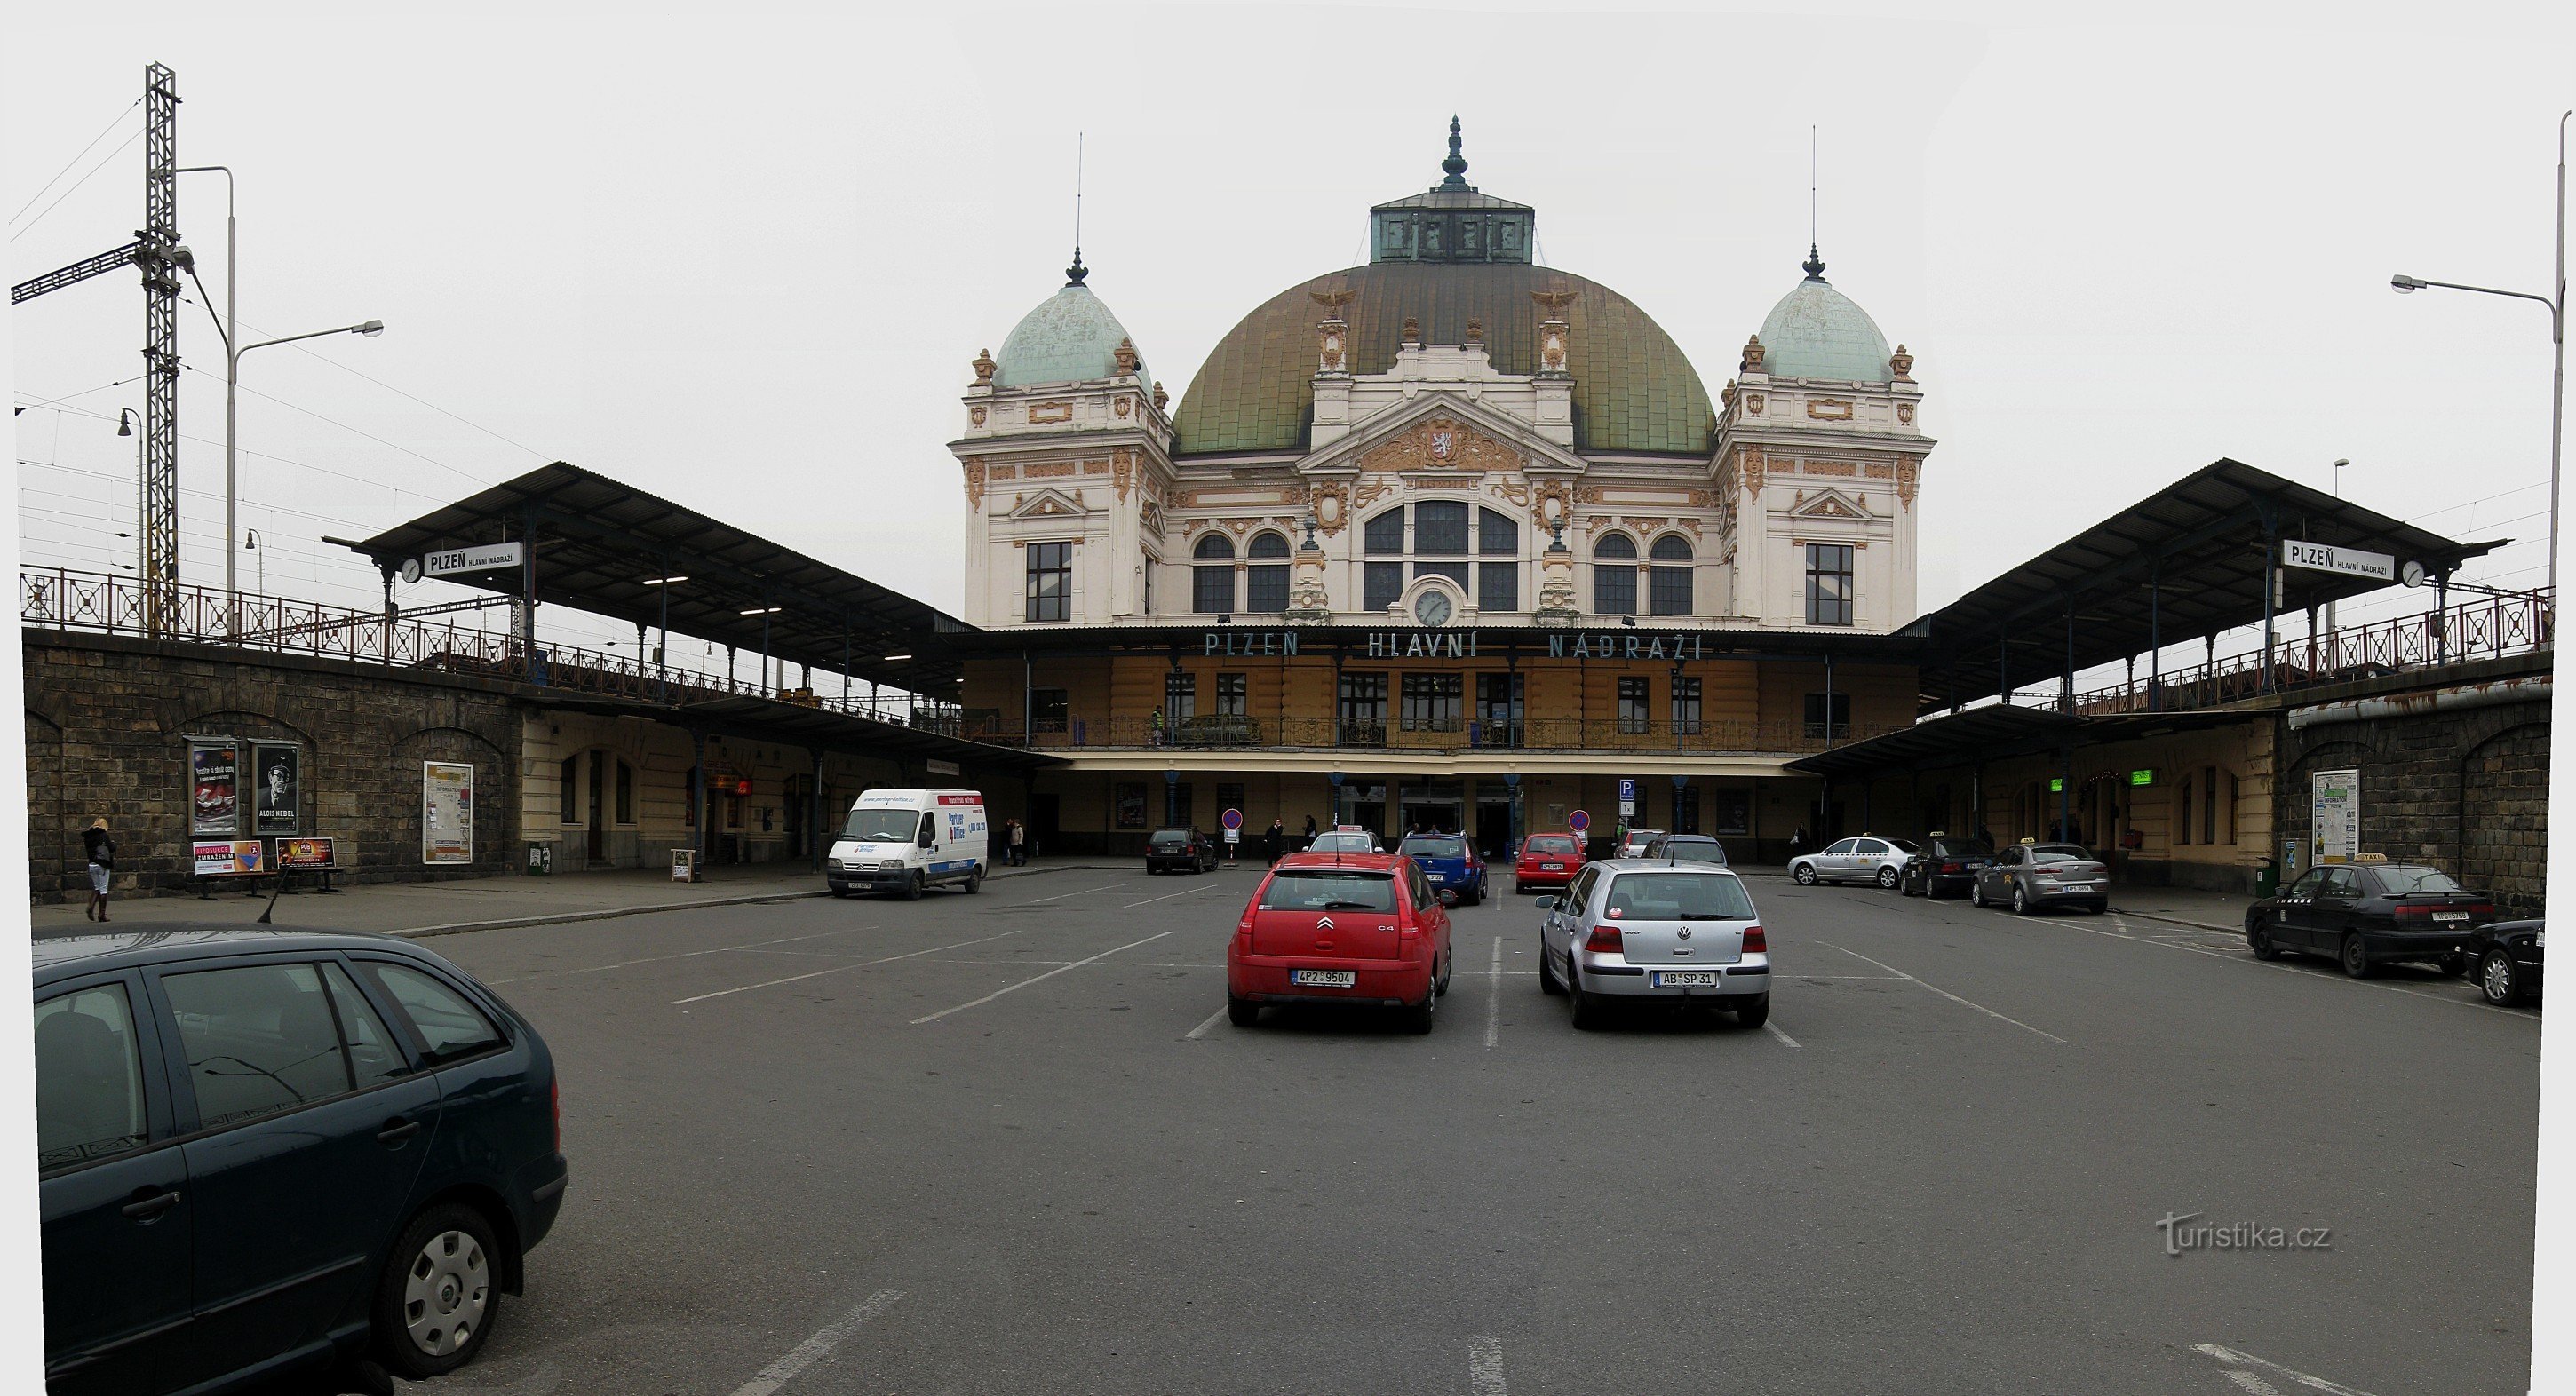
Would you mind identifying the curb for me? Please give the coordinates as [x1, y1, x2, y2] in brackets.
[392, 861, 1128, 940]
[2111, 909, 2246, 936]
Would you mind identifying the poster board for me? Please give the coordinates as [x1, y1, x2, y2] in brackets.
[252, 741, 300, 836]
[190, 739, 239, 836]
[423, 761, 475, 864]
[2310, 769, 2360, 864]
[275, 837, 338, 871]
[192, 840, 265, 876]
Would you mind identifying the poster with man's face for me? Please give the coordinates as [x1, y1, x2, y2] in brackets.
[255, 742, 299, 835]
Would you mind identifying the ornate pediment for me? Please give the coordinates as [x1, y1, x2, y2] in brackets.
[1788, 488, 1871, 521]
[1006, 487, 1092, 520]
[1357, 413, 1522, 474]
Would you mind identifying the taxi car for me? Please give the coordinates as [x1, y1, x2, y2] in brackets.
[1226, 852, 1452, 1032]
[1968, 841, 2110, 915]
[1511, 833, 1586, 892]
[2464, 918, 2543, 1006]
[2244, 855, 2494, 978]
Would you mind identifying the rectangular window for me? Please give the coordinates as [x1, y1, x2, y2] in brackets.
[1414, 560, 1469, 590]
[1401, 674, 1464, 732]
[1672, 676, 1703, 734]
[1650, 564, 1693, 616]
[1478, 507, 1517, 556]
[560, 754, 579, 824]
[1030, 686, 1069, 734]
[1475, 672, 1524, 746]
[1594, 565, 1637, 615]
[1711, 788, 1751, 836]
[1674, 784, 1701, 835]
[1340, 672, 1388, 744]
[1364, 508, 1406, 555]
[616, 758, 634, 824]
[1141, 551, 1156, 613]
[1026, 541, 1072, 623]
[1215, 673, 1247, 718]
[2178, 778, 2194, 845]
[1618, 677, 1650, 734]
[1413, 501, 1469, 555]
[2203, 766, 2220, 846]
[1163, 670, 1197, 721]
[1805, 543, 1855, 627]
[1478, 560, 1517, 613]
[1168, 781, 1194, 828]
[1364, 560, 1405, 611]
[1193, 563, 1234, 615]
[1245, 564, 1289, 613]
[36, 984, 148, 1170]
[2224, 771, 2240, 845]
[1802, 692, 1852, 740]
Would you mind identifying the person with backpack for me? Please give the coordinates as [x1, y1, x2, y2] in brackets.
[82, 816, 115, 922]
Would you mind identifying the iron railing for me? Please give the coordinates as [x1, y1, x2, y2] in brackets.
[20, 567, 951, 729]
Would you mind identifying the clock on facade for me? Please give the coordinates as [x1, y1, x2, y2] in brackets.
[1413, 590, 1454, 628]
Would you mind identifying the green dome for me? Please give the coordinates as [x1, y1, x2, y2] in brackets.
[995, 278, 1147, 388]
[1755, 267, 1892, 384]
[1172, 262, 1715, 457]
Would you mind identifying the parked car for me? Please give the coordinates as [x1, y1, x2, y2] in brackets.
[36, 927, 567, 1396]
[1536, 860, 1770, 1029]
[1512, 833, 1586, 892]
[1897, 833, 1995, 899]
[1788, 835, 1922, 889]
[1970, 842, 2110, 915]
[1144, 827, 1220, 874]
[2464, 918, 2544, 1006]
[1397, 831, 1487, 907]
[826, 787, 989, 900]
[2243, 859, 2494, 978]
[1642, 834, 1729, 866]
[1227, 852, 1453, 1031]
[1615, 828, 1666, 860]
[1307, 829, 1383, 855]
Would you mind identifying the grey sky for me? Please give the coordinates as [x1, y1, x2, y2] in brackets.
[9, 3, 2570, 691]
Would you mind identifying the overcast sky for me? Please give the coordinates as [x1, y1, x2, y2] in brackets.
[9, 1, 2570, 694]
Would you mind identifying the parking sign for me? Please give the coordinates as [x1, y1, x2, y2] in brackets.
[1618, 778, 1636, 817]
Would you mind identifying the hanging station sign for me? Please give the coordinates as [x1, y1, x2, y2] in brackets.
[420, 540, 525, 579]
[2281, 541, 2396, 582]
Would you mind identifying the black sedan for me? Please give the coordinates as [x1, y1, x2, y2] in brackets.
[1145, 827, 1220, 875]
[37, 926, 567, 1396]
[1898, 834, 1995, 899]
[2244, 861, 2496, 978]
[2464, 919, 2543, 1006]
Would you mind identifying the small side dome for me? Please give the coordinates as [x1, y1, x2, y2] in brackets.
[994, 265, 1149, 389]
[1754, 250, 1893, 384]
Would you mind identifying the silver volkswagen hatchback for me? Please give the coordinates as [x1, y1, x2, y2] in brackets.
[1536, 860, 1769, 1029]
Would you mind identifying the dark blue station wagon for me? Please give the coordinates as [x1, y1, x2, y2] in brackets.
[36, 927, 568, 1395]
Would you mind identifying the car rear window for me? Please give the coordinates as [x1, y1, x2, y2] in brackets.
[36, 983, 148, 1170]
[1658, 839, 1727, 863]
[1260, 870, 1397, 912]
[1602, 872, 1756, 921]
[1933, 838, 1994, 857]
[1149, 829, 1191, 846]
[1526, 837, 1578, 854]
[367, 963, 505, 1063]
[2373, 866, 2463, 894]
[1401, 837, 1466, 859]
[2030, 845, 2092, 864]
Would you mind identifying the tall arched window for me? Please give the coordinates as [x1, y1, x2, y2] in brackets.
[1478, 508, 1518, 612]
[1192, 533, 1236, 614]
[1245, 532, 1291, 612]
[1649, 535, 1694, 615]
[1594, 533, 1638, 615]
[1364, 509, 1407, 609]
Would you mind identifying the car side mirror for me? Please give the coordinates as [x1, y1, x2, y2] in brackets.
[919, 829, 937, 848]
[1537, 895, 1561, 912]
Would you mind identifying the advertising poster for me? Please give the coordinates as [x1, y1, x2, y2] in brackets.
[424, 761, 475, 863]
[253, 742, 300, 836]
[190, 739, 239, 836]
[192, 840, 264, 876]
[1114, 781, 1148, 829]
[274, 837, 338, 870]
[2311, 768, 2361, 864]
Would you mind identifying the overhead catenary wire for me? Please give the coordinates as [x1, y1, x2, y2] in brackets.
[8, 126, 143, 242]
[179, 363, 497, 490]
[6, 95, 139, 227]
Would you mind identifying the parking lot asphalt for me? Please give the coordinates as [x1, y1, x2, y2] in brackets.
[364, 865, 2538, 1396]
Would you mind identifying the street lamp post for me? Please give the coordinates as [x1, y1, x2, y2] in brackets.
[2390, 111, 2569, 592]
[115, 409, 145, 591]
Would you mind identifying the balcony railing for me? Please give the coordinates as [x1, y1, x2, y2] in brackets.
[963, 710, 1900, 756]
[20, 567, 950, 730]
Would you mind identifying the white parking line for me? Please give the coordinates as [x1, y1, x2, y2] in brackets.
[1467, 1336, 1507, 1396]
[1183, 1005, 1229, 1040]
[1764, 1021, 1802, 1049]
[1817, 941, 2068, 1043]
[1121, 883, 1230, 908]
[1021, 883, 1129, 904]
[1483, 937, 1504, 1048]
[728, 1289, 903, 1396]
[2192, 1343, 2380, 1395]
[487, 926, 878, 985]
[670, 929, 1032, 1005]
[911, 932, 1173, 1024]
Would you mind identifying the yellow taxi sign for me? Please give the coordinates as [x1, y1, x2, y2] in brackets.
[2357, 852, 2389, 862]
[2020, 837, 2038, 845]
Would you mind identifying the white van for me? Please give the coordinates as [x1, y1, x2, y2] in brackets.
[828, 789, 989, 899]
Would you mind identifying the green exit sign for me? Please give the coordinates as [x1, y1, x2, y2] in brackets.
[2048, 777, 2065, 793]
[2129, 768, 2157, 787]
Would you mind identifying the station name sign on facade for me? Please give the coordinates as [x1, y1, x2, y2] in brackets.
[1200, 630, 1722, 662]
[2281, 540, 2397, 583]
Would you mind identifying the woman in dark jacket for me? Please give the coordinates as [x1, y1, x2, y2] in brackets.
[82, 817, 115, 921]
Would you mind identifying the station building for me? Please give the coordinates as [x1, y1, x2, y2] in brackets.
[945, 124, 1936, 856]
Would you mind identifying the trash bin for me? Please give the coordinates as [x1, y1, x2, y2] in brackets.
[526, 842, 553, 876]
[2254, 856, 2278, 898]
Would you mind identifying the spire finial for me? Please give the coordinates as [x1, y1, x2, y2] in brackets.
[1801, 125, 1825, 281]
[1439, 115, 1469, 189]
[1066, 131, 1088, 285]
[1802, 243, 1825, 280]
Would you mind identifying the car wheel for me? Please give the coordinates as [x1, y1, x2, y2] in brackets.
[1566, 963, 1604, 1030]
[1877, 866, 1901, 890]
[2341, 932, 2376, 979]
[370, 1202, 500, 1380]
[1404, 981, 1438, 1034]
[2248, 918, 2281, 961]
[1436, 952, 1453, 997]
[1733, 993, 1771, 1030]
[1970, 880, 1986, 908]
[1793, 863, 1817, 885]
[1538, 943, 1565, 995]
[903, 871, 925, 902]
[2011, 883, 2032, 916]
[1227, 995, 1260, 1027]
[2482, 949, 2527, 1006]
[963, 865, 983, 894]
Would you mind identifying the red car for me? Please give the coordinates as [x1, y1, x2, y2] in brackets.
[1513, 832, 1586, 892]
[1227, 852, 1452, 1032]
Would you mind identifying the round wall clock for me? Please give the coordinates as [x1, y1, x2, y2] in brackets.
[1413, 590, 1454, 628]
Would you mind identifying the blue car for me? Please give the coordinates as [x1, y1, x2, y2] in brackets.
[1398, 832, 1488, 907]
[36, 926, 568, 1395]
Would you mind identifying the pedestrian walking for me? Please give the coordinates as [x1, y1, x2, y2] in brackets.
[82, 816, 115, 922]
[1268, 818, 1285, 865]
[1302, 813, 1318, 851]
[1788, 824, 1809, 861]
[1008, 818, 1028, 866]
[1150, 707, 1167, 747]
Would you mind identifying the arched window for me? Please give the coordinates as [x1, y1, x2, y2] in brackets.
[1477, 508, 1518, 611]
[1192, 533, 1236, 615]
[1594, 533, 1638, 615]
[1364, 509, 1406, 609]
[1245, 532, 1292, 612]
[1649, 535, 1693, 616]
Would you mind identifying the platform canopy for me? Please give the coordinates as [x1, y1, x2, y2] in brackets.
[346, 462, 968, 694]
[1785, 703, 2251, 781]
[1909, 458, 2502, 712]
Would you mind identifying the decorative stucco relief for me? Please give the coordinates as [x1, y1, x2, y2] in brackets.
[1358, 415, 1521, 474]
